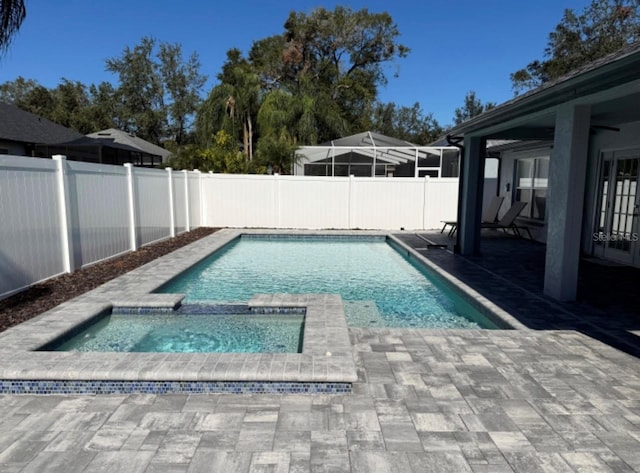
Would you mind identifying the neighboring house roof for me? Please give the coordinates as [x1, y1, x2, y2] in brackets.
[84, 128, 172, 160]
[0, 102, 83, 144]
[444, 41, 640, 138]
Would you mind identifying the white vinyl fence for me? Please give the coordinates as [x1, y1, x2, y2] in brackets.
[0, 155, 201, 298]
[1, 155, 460, 300]
[202, 174, 459, 230]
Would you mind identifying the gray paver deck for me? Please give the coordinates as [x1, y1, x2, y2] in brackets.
[1, 229, 639, 471]
[1, 327, 638, 472]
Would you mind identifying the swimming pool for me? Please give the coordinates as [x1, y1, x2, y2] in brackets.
[158, 235, 497, 329]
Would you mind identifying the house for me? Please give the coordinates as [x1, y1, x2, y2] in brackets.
[0, 102, 83, 156]
[36, 128, 172, 167]
[445, 41, 640, 301]
[295, 131, 460, 177]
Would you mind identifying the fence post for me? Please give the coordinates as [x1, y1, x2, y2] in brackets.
[183, 170, 190, 232]
[53, 155, 75, 273]
[273, 173, 280, 228]
[348, 175, 355, 229]
[166, 167, 175, 238]
[422, 175, 430, 230]
[125, 163, 138, 250]
[194, 169, 202, 228]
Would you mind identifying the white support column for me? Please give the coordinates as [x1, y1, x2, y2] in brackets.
[183, 170, 190, 232]
[124, 163, 138, 251]
[414, 148, 419, 178]
[166, 167, 175, 238]
[458, 136, 485, 255]
[544, 104, 591, 301]
[53, 155, 75, 273]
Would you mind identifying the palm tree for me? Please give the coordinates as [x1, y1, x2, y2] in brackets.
[0, 0, 26, 52]
[197, 66, 260, 161]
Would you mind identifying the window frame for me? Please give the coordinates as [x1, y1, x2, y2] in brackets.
[514, 155, 550, 221]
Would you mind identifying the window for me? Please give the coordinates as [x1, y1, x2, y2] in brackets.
[515, 156, 549, 220]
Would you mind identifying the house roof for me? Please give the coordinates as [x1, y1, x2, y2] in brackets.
[0, 102, 84, 144]
[84, 128, 172, 159]
[443, 41, 640, 139]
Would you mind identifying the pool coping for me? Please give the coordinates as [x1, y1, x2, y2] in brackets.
[0, 228, 522, 394]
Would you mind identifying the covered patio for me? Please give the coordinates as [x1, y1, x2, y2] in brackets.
[449, 42, 640, 302]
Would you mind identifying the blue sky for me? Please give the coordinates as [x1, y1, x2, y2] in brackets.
[1, 0, 591, 126]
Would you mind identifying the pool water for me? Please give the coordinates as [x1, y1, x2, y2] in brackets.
[159, 236, 495, 329]
[53, 310, 305, 353]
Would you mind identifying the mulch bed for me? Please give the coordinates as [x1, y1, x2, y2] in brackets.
[0, 227, 219, 333]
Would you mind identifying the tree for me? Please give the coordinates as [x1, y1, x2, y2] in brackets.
[0, 76, 38, 104]
[198, 50, 261, 160]
[248, 6, 409, 141]
[106, 37, 166, 144]
[158, 42, 207, 145]
[453, 91, 495, 125]
[190, 6, 411, 172]
[371, 101, 443, 144]
[166, 130, 252, 173]
[511, 0, 640, 93]
[106, 36, 206, 145]
[0, 0, 25, 53]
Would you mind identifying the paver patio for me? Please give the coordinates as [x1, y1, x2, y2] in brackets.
[0, 231, 638, 472]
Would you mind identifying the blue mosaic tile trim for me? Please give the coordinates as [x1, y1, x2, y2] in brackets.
[249, 307, 307, 315]
[112, 305, 306, 316]
[112, 306, 177, 314]
[0, 380, 352, 395]
[241, 234, 385, 242]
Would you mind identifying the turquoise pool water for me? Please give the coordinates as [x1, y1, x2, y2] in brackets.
[159, 236, 495, 329]
[53, 310, 305, 353]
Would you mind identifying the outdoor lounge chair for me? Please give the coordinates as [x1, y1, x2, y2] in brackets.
[440, 195, 504, 237]
[481, 201, 532, 239]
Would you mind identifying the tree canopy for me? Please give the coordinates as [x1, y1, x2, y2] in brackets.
[1, 37, 207, 145]
[452, 91, 495, 125]
[511, 0, 640, 93]
[1, 6, 450, 172]
[106, 36, 207, 145]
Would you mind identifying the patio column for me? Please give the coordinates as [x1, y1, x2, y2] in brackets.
[458, 136, 485, 255]
[544, 104, 591, 301]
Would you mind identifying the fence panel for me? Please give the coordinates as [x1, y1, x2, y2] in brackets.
[423, 178, 459, 229]
[351, 178, 426, 230]
[172, 172, 186, 234]
[278, 176, 350, 229]
[202, 174, 276, 228]
[67, 161, 130, 267]
[134, 168, 171, 246]
[188, 172, 201, 228]
[0, 156, 65, 297]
